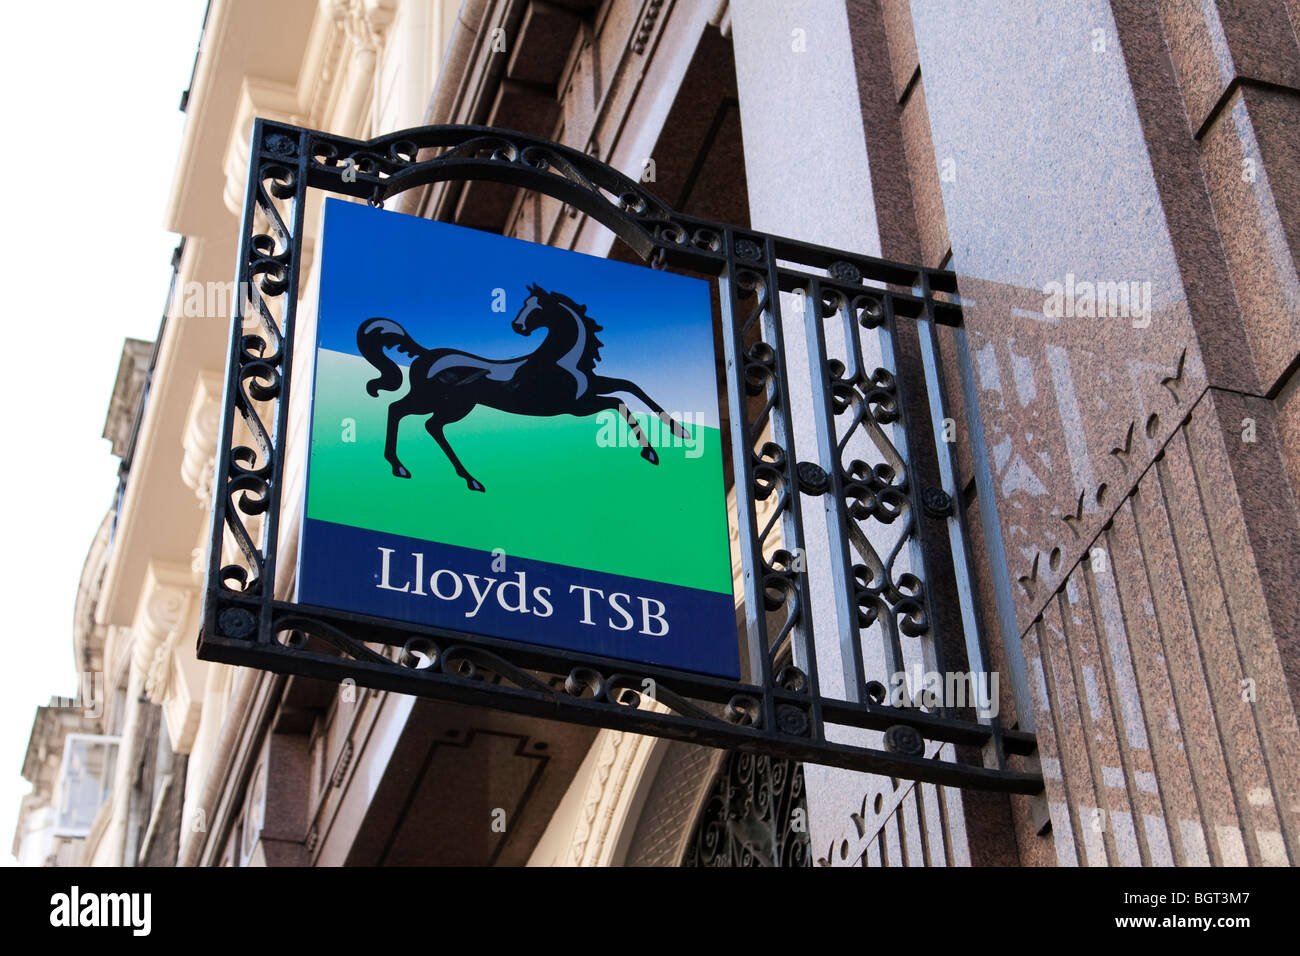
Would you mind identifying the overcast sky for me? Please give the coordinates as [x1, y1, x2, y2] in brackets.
[0, 0, 209, 864]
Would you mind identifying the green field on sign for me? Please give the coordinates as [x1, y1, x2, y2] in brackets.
[305, 348, 734, 595]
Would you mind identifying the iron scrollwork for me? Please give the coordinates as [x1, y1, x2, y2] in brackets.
[683, 752, 810, 867]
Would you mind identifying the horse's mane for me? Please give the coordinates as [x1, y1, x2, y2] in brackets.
[546, 290, 604, 373]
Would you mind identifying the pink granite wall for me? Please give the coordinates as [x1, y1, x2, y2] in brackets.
[844, 0, 1300, 864]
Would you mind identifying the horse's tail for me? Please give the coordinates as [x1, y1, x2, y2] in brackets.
[356, 318, 425, 396]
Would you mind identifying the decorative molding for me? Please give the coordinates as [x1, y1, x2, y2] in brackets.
[221, 77, 307, 216]
[102, 625, 132, 701]
[180, 372, 224, 507]
[161, 679, 203, 756]
[570, 733, 622, 864]
[567, 703, 672, 866]
[214, 1, 353, 220]
[74, 510, 115, 679]
[631, 0, 667, 55]
[102, 340, 152, 457]
[306, 15, 350, 125]
[320, 0, 399, 136]
[131, 562, 204, 754]
[322, 0, 398, 53]
[1012, 346, 1198, 615]
[132, 562, 193, 682]
[330, 738, 355, 789]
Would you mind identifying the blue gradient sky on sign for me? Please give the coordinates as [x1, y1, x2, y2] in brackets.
[318, 199, 723, 429]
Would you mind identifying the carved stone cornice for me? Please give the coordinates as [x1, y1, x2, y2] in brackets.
[180, 372, 224, 508]
[102, 339, 152, 458]
[322, 0, 398, 53]
[319, 0, 398, 137]
[131, 562, 195, 698]
[129, 562, 208, 754]
[219, 1, 397, 215]
[221, 77, 306, 215]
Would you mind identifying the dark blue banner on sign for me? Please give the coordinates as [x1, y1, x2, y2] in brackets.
[298, 519, 740, 677]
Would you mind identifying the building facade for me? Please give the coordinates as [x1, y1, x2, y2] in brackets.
[17, 0, 1300, 866]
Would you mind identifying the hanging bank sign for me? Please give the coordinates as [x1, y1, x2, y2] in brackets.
[202, 123, 1041, 794]
[298, 199, 739, 678]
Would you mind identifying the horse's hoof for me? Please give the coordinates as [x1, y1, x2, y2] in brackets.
[392, 464, 411, 479]
[641, 446, 659, 465]
[467, 478, 485, 492]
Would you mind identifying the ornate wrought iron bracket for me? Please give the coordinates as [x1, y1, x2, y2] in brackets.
[197, 120, 1041, 796]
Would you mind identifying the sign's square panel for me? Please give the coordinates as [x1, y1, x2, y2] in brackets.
[298, 199, 739, 678]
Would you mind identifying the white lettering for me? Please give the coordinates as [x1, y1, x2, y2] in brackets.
[463, 574, 498, 618]
[496, 571, 529, 613]
[429, 568, 462, 601]
[608, 592, 635, 631]
[410, 551, 426, 596]
[49, 887, 150, 937]
[638, 597, 670, 636]
[570, 585, 604, 625]
[532, 586, 554, 618]
[377, 548, 411, 592]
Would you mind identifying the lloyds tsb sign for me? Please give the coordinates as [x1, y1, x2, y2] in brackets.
[202, 122, 1041, 793]
[297, 200, 739, 678]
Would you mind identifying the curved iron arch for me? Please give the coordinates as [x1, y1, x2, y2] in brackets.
[287, 122, 728, 270]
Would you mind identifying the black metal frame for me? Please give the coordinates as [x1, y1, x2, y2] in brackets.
[198, 120, 1041, 795]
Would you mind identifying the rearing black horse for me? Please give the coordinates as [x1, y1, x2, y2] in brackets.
[356, 284, 691, 492]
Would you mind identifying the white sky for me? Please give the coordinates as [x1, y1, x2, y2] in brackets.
[0, 0, 210, 864]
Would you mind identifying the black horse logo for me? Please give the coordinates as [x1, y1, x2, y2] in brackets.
[356, 284, 691, 492]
